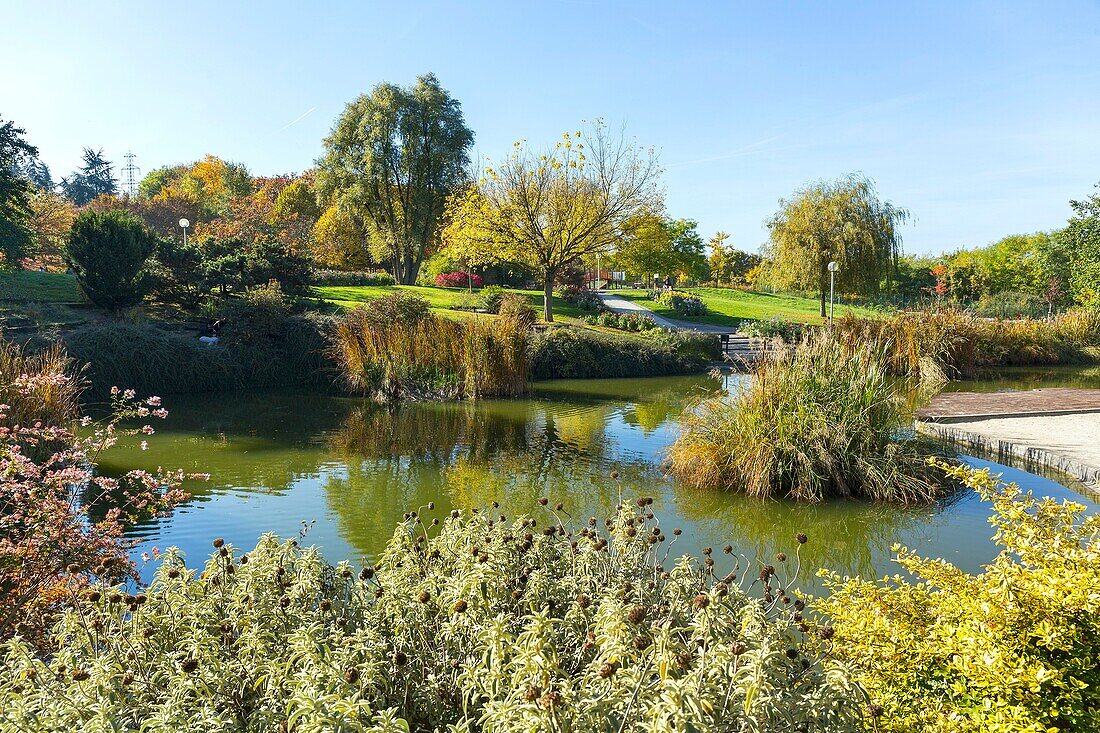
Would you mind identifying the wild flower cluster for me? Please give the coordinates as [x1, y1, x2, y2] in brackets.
[555, 285, 604, 312]
[0, 351, 190, 647]
[0, 499, 864, 732]
[656, 291, 707, 317]
[816, 462, 1100, 732]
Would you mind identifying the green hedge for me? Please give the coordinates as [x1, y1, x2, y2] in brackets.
[529, 327, 719, 380]
[53, 313, 335, 399]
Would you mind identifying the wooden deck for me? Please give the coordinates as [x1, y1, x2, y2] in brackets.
[916, 388, 1100, 423]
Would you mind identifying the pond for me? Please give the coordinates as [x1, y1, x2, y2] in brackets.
[101, 371, 1098, 590]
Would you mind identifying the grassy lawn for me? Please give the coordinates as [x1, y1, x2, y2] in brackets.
[0, 270, 83, 303]
[616, 287, 883, 327]
[313, 284, 592, 322]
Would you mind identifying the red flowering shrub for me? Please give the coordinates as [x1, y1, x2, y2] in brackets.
[0, 346, 190, 647]
[434, 271, 482, 289]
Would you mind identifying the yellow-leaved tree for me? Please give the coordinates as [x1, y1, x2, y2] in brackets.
[443, 121, 662, 321]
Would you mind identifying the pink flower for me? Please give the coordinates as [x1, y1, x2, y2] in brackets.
[146, 396, 162, 407]
[140, 441, 149, 451]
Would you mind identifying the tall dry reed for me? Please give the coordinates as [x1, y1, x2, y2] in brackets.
[668, 333, 950, 503]
[331, 293, 529, 401]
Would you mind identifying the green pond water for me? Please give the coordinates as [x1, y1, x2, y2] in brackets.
[103, 371, 1098, 590]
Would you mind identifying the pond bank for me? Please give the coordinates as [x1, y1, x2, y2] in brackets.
[915, 386, 1100, 494]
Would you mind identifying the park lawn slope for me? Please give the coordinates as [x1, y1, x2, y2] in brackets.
[314, 284, 592, 321]
[0, 270, 83, 303]
[618, 287, 882, 327]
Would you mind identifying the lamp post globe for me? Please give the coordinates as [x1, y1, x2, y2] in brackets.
[179, 218, 190, 247]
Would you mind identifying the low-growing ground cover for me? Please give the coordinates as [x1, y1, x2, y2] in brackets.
[617, 287, 881, 327]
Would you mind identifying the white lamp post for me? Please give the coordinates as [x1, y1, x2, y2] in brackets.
[827, 260, 839, 325]
[179, 218, 190, 247]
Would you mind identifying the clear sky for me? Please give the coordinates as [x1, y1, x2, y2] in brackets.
[2, 1, 1098, 255]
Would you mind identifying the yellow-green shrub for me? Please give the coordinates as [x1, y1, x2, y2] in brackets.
[816, 462, 1100, 732]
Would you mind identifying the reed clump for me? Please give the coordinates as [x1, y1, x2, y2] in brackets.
[332, 293, 529, 401]
[834, 307, 1100, 381]
[668, 333, 950, 503]
[0, 341, 83, 427]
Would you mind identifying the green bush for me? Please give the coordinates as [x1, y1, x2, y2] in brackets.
[818, 462, 1100, 732]
[743, 315, 806, 341]
[56, 315, 333, 398]
[312, 269, 396, 287]
[969, 290, 1047, 319]
[582, 311, 658, 332]
[668, 333, 950, 503]
[64, 210, 157, 310]
[497, 292, 536, 329]
[529, 327, 714, 380]
[218, 281, 294, 346]
[479, 284, 506, 313]
[656, 291, 707, 317]
[0, 507, 862, 732]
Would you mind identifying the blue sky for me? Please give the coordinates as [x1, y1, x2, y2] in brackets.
[2, 0, 1098, 255]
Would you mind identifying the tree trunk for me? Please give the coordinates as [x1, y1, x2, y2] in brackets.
[543, 275, 555, 323]
[820, 289, 827, 318]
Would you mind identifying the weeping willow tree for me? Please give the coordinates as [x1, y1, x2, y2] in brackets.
[767, 174, 907, 317]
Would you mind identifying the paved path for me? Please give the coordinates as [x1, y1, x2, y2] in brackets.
[916, 388, 1100, 422]
[597, 293, 736, 333]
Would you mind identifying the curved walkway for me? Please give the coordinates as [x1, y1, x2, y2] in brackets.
[597, 293, 735, 333]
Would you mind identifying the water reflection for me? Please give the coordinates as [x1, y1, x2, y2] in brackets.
[107, 372, 1096, 590]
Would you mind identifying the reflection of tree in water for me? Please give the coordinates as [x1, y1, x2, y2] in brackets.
[324, 399, 660, 557]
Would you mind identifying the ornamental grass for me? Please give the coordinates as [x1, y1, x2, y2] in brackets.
[332, 293, 528, 401]
[667, 333, 950, 503]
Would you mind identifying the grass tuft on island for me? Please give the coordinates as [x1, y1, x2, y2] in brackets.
[668, 334, 952, 503]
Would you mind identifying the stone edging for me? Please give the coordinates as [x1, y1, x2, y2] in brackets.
[916, 421, 1100, 497]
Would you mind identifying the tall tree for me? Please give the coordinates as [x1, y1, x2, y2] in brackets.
[444, 121, 661, 321]
[61, 148, 117, 205]
[316, 74, 473, 285]
[1059, 182, 1100, 307]
[0, 116, 38, 266]
[768, 174, 907, 317]
[708, 233, 762, 286]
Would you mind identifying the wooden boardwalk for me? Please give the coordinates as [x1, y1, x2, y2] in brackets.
[916, 388, 1100, 423]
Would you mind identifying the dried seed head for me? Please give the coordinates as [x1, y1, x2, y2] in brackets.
[776, 552, 787, 562]
[796, 533, 808, 544]
[627, 606, 647, 624]
[598, 661, 619, 679]
[693, 594, 710, 611]
[453, 600, 468, 613]
[212, 538, 224, 548]
[344, 667, 360, 683]
[418, 591, 430, 604]
[392, 651, 407, 665]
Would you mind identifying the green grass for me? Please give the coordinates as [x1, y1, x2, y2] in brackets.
[313, 284, 592, 322]
[0, 271, 83, 303]
[616, 287, 882, 327]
